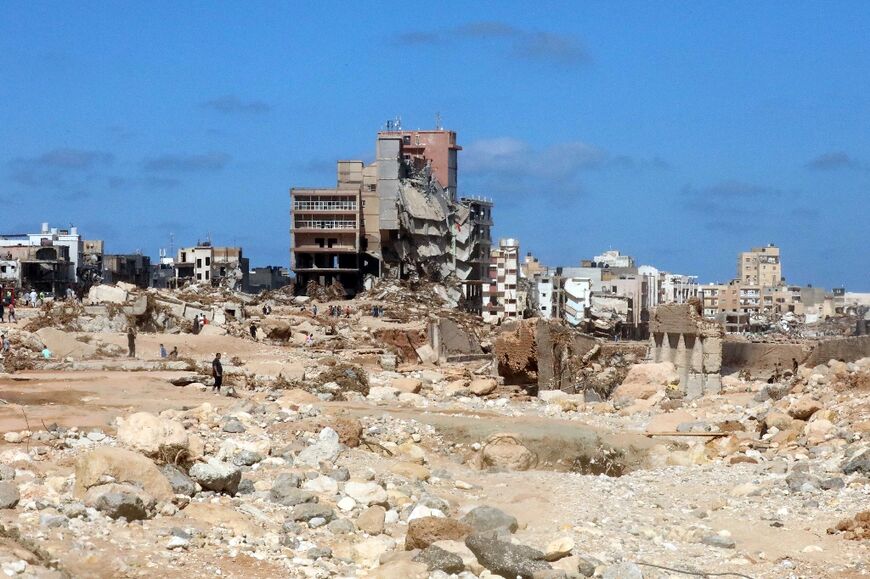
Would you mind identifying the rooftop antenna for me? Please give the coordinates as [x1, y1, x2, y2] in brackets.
[435, 112, 442, 130]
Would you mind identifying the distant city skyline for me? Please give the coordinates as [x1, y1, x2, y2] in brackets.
[1, 2, 867, 290]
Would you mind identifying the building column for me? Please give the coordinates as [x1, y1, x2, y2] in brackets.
[676, 333, 690, 395]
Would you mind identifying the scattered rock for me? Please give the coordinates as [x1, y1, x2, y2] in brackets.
[289, 503, 335, 522]
[344, 481, 387, 506]
[116, 412, 189, 459]
[545, 536, 574, 561]
[413, 545, 465, 574]
[160, 464, 197, 496]
[188, 459, 242, 495]
[0, 482, 20, 509]
[357, 505, 386, 535]
[74, 447, 174, 501]
[84, 483, 153, 520]
[469, 378, 497, 396]
[296, 427, 341, 467]
[460, 505, 519, 534]
[478, 433, 536, 471]
[465, 532, 551, 578]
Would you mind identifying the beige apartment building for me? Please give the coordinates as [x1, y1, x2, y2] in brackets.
[738, 244, 782, 286]
[482, 238, 521, 325]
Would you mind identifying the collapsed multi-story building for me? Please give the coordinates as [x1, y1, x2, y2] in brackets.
[290, 123, 493, 310]
[0, 223, 104, 293]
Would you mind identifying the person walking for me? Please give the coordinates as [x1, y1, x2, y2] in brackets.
[249, 322, 257, 340]
[7, 303, 15, 323]
[0, 299, 5, 323]
[192, 314, 201, 335]
[159, 343, 168, 358]
[312, 304, 318, 317]
[212, 353, 223, 393]
[127, 326, 136, 358]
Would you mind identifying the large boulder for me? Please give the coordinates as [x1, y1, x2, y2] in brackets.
[116, 412, 189, 460]
[74, 447, 173, 501]
[465, 533, 551, 578]
[84, 483, 153, 520]
[189, 459, 241, 495]
[478, 433, 537, 471]
[611, 362, 678, 401]
[405, 516, 471, 550]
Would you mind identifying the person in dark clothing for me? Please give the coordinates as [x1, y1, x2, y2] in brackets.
[168, 346, 179, 359]
[792, 358, 799, 374]
[249, 322, 257, 340]
[127, 327, 136, 357]
[192, 314, 201, 335]
[212, 353, 223, 393]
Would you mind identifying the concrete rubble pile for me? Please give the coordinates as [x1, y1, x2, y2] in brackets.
[387, 165, 487, 308]
[1, 282, 869, 578]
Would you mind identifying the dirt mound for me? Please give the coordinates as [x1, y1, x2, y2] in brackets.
[374, 328, 427, 362]
[828, 511, 870, 541]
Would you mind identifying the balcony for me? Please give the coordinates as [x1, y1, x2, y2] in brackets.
[293, 244, 357, 253]
[293, 200, 357, 212]
[293, 220, 357, 231]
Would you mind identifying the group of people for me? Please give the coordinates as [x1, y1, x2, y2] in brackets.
[191, 313, 209, 335]
[370, 305, 385, 318]
[328, 305, 352, 318]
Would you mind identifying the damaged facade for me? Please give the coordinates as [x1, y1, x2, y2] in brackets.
[0, 223, 104, 293]
[290, 124, 493, 310]
[524, 249, 698, 339]
[482, 238, 521, 325]
[174, 243, 249, 291]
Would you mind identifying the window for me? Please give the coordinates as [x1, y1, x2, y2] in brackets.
[196, 273, 202, 280]
[181, 252, 187, 262]
[205, 271, 210, 281]
[205, 257, 211, 266]
[196, 258, 202, 268]
[403, 135, 411, 145]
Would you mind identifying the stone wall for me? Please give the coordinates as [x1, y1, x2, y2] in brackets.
[649, 303, 723, 399]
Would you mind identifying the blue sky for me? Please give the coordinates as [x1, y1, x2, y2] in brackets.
[1, 1, 868, 289]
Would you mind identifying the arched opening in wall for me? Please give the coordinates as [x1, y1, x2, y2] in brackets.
[36, 247, 58, 261]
